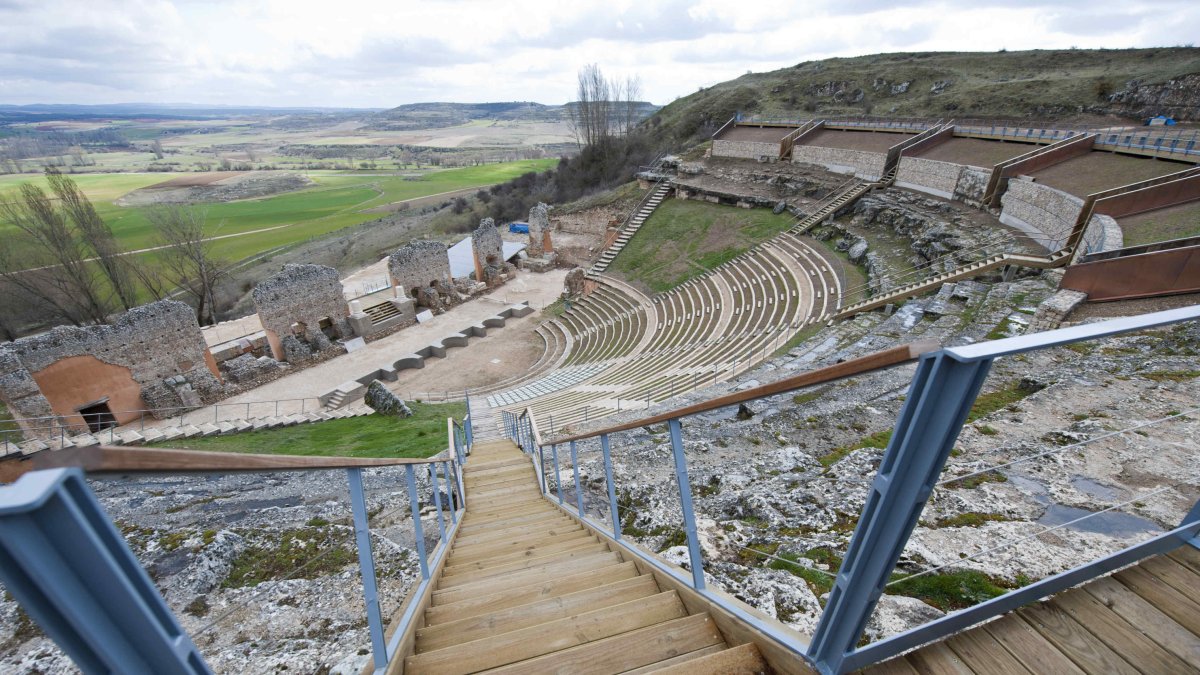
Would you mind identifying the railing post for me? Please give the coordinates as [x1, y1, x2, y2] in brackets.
[569, 441, 584, 518]
[346, 468, 387, 672]
[453, 459, 467, 510]
[404, 465, 430, 580]
[667, 418, 705, 590]
[807, 350, 992, 674]
[601, 433, 621, 540]
[550, 444, 563, 504]
[429, 465, 447, 544]
[442, 462, 458, 523]
[538, 444, 548, 494]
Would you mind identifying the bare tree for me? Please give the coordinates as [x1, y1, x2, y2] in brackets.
[0, 179, 116, 324]
[619, 75, 643, 136]
[147, 205, 229, 326]
[567, 64, 643, 148]
[150, 139, 164, 160]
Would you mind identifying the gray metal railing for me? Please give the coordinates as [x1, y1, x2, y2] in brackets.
[504, 304, 1200, 674]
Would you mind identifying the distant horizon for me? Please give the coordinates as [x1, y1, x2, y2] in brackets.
[2, 0, 1197, 108]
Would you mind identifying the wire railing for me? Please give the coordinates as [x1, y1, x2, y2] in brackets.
[503, 304, 1200, 674]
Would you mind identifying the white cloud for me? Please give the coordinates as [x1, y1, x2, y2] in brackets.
[0, 0, 1195, 106]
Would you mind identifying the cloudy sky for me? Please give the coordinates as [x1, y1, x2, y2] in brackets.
[1, 0, 1197, 108]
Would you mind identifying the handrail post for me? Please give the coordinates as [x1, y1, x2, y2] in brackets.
[807, 350, 992, 674]
[601, 433, 621, 540]
[429, 464, 447, 544]
[537, 444, 548, 494]
[404, 465, 430, 580]
[550, 444, 563, 504]
[569, 441, 584, 518]
[346, 468, 387, 671]
[667, 418, 705, 590]
[453, 459, 467, 510]
[442, 461, 458, 523]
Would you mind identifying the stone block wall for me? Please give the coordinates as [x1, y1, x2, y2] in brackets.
[471, 218, 506, 286]
[388, 240, 452, 297]
[954, 167, 991, 206]
[527, 202, 552, 257]
[999, 179, 1085, 251]
[711, 139, 778, 160]
[253, 264, 351, 362]
[792, 146, 887, 180]
[896, 157, 967, 199]
[0, 300, 222, 436]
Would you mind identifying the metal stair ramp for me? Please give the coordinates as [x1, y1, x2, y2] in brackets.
[402, 439, 768, 674]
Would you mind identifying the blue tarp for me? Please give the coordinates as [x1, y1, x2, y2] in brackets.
[508, 222, 529, 234]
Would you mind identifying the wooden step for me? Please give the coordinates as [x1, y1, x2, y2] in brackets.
[466, 493, 545, 510]
[452, 520, 584, 552]
[469, 481, 540, 499]
[466, 471, 531, 488]
[460, 500, 556, 523]
[446, 532, 597, 569]
[425, 562, 641, 625]
[432, 551, 622, 605]
[480, 613, 725, 675]
[454, 510, 566, 537]
[440, 543, 610, 584]
[405, 591, 687, 674]
[639, 642, 768, 674]
[414, 574, 660, 652]
[465, 458, 530, 474]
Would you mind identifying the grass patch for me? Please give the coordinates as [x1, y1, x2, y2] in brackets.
[986, 318, 1014, 341]
[888, 570, 1010, 611]
[607, 200, 794, 293]
[792, 386, 829, 406]
[149, 401, 464, 458]
[769, 550, 838, 596]
[931, 512, 1012, 528]
[1141, 369, 1200, 382]
[943, 470, 1008, 490]
[975, 424, 999, 436]
[819, 430, 893, 469]
[223, 526, 356, 588]
[966, 381, 1040, 423]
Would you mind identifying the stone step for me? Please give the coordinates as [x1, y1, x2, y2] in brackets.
[196, 423, 221, 437]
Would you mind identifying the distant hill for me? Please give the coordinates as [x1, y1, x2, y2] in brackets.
[368, 100, 659, 130]
[0, 103, 376, 124]
[648, 48, 1200, 146]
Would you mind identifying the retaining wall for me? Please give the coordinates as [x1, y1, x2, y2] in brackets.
[792, 146, 887, 180]
[711, 139, 779, 160]
[999, 179, 1086, 251]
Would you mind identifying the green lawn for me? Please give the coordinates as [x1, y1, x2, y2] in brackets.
[0, 159, 557, 266]
[608, 200, 795, 294]
[149, 401, 466, 458]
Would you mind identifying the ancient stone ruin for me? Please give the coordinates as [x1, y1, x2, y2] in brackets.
[471, 217, 510, 288]
[563, 268, 586, 298]
[0, 300, 223, 438]
[522, 202, 557, 272]
[388, 240, 458, 313]
[253, 264, 351, 363]
[363, 381, 412, 417]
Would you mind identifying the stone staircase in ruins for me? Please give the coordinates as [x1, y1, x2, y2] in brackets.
[589, 181, 673, 275]
[403, 438, 768, 674]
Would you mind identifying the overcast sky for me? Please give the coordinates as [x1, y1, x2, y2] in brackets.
[1, 0, 1197, 108]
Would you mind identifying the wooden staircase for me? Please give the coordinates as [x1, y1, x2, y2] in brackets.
[364, 300, 402, 326]
[789, 178, 882, 236]
[590, 182, 673, 275]
[402, 439, 769, 674]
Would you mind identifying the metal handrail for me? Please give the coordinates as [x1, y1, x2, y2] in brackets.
[506, 304, 1200, 674]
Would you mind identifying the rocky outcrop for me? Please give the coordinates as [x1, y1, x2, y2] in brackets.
[364, 381, 412, 417]
[1105, 73, 1200, 121]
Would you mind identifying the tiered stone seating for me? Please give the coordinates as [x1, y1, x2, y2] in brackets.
[500, 233, 843, 430]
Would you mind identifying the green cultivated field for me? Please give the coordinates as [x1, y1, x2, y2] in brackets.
[0, 159, 556, 266]
[609, 200, 795, 293]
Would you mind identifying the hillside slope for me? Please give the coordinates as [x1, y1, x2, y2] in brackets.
[370, 101, 659, 130]
[649, 48, 1200, 145]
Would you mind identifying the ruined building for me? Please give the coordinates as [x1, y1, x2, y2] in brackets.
[252, 264, 352, 363]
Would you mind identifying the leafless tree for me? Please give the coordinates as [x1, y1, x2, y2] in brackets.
[567, 64, 644, 148]
[150, 139, 164, 160]
[619, 75, 644, 136]
[147, 205, 229, 326]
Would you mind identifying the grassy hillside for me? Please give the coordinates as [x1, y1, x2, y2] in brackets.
[649, 48, 1200, 146]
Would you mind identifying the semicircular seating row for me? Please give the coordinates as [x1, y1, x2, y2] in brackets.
[490, 231, 843, 431]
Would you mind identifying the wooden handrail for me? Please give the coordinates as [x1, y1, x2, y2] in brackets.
[0, 445, 447, 483]
[544, 341, 938, 444]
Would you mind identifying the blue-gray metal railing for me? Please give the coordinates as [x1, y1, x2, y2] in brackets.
[504, 304, 1200, 674]
[0, 409, 475, 675]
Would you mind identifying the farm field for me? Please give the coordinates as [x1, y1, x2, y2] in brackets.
[0, 159, 557, 266]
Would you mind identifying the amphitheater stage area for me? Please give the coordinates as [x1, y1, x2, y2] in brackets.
[908, 136, 1034, 166]
[1031, 152, 1193, 196]
[801, 128, 912, 152]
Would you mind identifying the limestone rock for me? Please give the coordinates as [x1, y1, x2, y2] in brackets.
[364, 382, 412, 417]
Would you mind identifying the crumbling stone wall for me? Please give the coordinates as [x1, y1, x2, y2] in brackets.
[388, 240, 456, 312]
[0, 300, 222, 437]
[253, 264, 350, 363]
[563, 268, 586, 298]
[471, 218, 508, 287]
[527, 203, 553, 257]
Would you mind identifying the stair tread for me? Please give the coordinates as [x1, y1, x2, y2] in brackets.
[441, 541, 608, 582]
[432, 552, 622, 604]
[447, 532, 596, 568]
[639, 643, 767, 674]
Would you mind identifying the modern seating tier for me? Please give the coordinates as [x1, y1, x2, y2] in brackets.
[499, 234, 843, 431]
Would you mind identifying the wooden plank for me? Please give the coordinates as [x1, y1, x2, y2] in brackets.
[465, 493, 545, 511]
[903, 641, 975, 675]
[1166, 545, 1200, 575]
[1137, 554, 1200, 599]
[447, 532, 594, 568]
[980, 614, 1084, 675]
[431, 552, 622, 605]
[451, 524, 585, 554]
[620, 645, 727, 674]
[454, 509, 564, 535]
[545, 342, 936, 444]
[439, 543, 611, 584]
[945, 627, 1034, 675]
[859, 655, 921, 675]
[425, 563, 641, 625]
[468, 484, 541, 500]
[1083, 576, 1200, 669]
[1114, 564, 1200, 635]
[1052, 588, 1195, 674]
[461, 501, 555, 521]
[1016, 601, 1139, 674]
[481, 614, 725, 675]
[644, 642, 767, 674]
[414, 575, 659, 653]
[405, 591, 686, 674]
